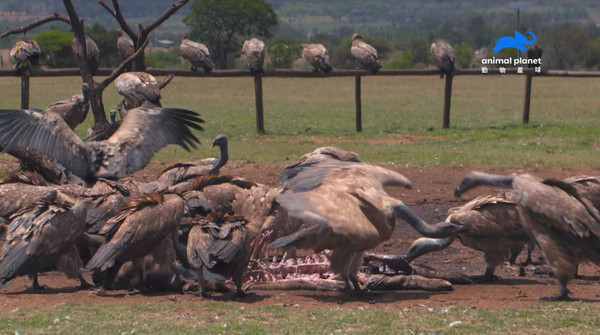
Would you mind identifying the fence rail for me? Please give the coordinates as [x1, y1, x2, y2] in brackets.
[3, 67, 600, 132]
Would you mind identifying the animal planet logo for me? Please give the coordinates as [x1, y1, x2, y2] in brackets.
[480, 31, 542, 69]
[493, 31, 536, 53]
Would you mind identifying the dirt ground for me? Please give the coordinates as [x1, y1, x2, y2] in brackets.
[2, 162, 600, 312]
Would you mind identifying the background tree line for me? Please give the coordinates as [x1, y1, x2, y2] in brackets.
[5, 0, 600, 71]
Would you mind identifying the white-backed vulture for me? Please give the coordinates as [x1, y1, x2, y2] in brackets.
[86, 193, 185, 292]
[114, 72, 162, 112]
[10, 40, 40, 73]
[0, 104, 204, 180]
[268, 147, 467, 293]
[430, 39, 454, 78]
[71, 35, 100, 74]
[180, 36, 215, 73]
[351, 34, 381, 74]
[242, 38, 266, 75]
[404, 192, 532, 281]
[526, 45, 542, 68]
[116, 29, 135, 62]
[187, 212, 249, 297]
[44, 83, 90, 130]
[301, 43, 332, 73]
[156, 134, 229, 192]
[455, 171, 600, 301]
[0, 191, 89, 291]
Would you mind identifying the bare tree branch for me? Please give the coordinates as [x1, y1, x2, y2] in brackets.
[159, 74, 175, 89]
[141, 0, 190, 39]
[1, 13, 71, 38]
[98, 0, 137, 43]
[100, 39, 150, 89]
[63, 0, 93, 84]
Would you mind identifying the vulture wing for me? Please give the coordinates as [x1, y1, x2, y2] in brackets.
[0, 109, 92, 178]
[93, 104, 204, 178]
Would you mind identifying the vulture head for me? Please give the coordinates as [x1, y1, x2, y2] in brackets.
[109, 109, 117, 123]
[209, 134, 229, 174]
[352, 34, 363, 41]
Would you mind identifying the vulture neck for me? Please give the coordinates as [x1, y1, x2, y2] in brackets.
[455, 172, 514, 197]
[210, 141, 229, 173]
[394, 204, 464, 238]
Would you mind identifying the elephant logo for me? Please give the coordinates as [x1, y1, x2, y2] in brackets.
[493, 31, 536, 53]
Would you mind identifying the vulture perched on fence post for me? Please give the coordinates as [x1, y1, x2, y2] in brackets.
[0, 104, 204, 181]
[180, 35, 215, 73]
[71, 35, 100, 75]
[44, 83, 90, 130]
[403, 192, 533, 282]
[116, 29, 135, 71]
[454, 171, 600, 301]
[301, 43, 333, 73]
[431, 39, 455, 78]
[242, 38, 266, 75]
[10, 40, 41, 74]
[526, 45, 543, 68]
[268, 147, 467, 294]
[350, 34, 381, 74]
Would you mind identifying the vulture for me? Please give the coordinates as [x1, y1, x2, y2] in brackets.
[0, 104, 204, 180]
[241, 38, 266, 75]
[268, 147, 467, 293]
[44, 83, 90, 130]
[454, 171, 600, 301]
[0, 190, 89, 291]
[186, 212, 249, 297]
[71, 35, 100, 75]
[180, 36, 215, 73]
[430, 39, 455, 78]
[116, 29, 135, 64]
[351, 34, 381, 74]
[114, 72, 162, 113]
[86, 193, 185, 293]
[404, 192, 533, 281]
[10, 40, 41, 73]
[526, 45, 542, 68]
[157, 134, 229, 192]
[301, 43, 332, 73]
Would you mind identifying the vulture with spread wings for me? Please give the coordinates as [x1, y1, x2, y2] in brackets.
[0, 104, 204, 180]
[268, 147, 467, 293]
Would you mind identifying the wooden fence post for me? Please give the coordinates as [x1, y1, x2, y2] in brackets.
[523, 73, 532, 124]
[254, 74, 265, 134]
[443, 74, 453, 128]
[355, 75, 362, 132]
[20, 69, 30, 109]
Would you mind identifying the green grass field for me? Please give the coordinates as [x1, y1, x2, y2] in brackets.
[1, 74, 600, 333]
[1, 74, 599, 168]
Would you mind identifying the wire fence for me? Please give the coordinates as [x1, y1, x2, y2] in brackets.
[1, 68, 600, 136]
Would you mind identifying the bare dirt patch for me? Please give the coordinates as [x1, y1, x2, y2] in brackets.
[2, 163, 600, 312]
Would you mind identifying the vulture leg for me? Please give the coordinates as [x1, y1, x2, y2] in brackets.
[28, 273, 47, 291]
[78, 274, 93, 290]
[94, 261, 123, 295]
[508, 245, 522, 265]
[541, 273, 571, 301]
[471, 263, 500, 283]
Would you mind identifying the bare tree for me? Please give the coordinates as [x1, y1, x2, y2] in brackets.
[1, 0, 189, 140]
